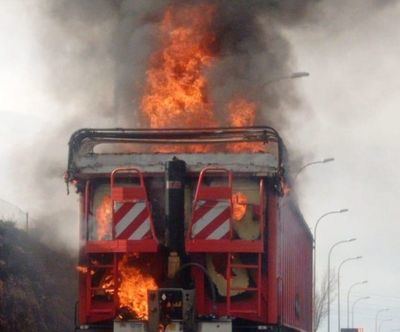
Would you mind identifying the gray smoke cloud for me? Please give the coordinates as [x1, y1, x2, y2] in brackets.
[285, 1, 400, 331]
[35, 0, 316, 128]
[11, 0, 318, 250]
[11, 0, 391, 249]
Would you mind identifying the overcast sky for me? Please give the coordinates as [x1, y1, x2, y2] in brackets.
[0, 1, 53, 212]
[0, 1, 399, 331]
[287, 1, 400, 330]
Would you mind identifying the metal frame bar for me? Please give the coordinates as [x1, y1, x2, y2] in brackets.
[110, 167, 158, 243]
[188, 167, 233, 241]
[66, 127, 286, 183]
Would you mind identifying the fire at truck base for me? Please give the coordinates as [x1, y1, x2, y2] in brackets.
[66, 127, 312, 332]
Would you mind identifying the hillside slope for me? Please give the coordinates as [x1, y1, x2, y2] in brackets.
[0, 221, 77, 332]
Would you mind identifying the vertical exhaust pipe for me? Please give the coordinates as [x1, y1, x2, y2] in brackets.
[165, 157, 186, 278]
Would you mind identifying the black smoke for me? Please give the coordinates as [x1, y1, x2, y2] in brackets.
[34, 0, 316, 129]
[14, 0, 320, 248]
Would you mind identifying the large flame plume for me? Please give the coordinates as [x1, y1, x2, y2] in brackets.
[141, 4, 262, 153]
[118, 255, 157, 320]
[141, 4, 217, 129]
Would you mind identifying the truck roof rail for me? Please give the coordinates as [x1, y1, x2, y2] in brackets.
[66, 127, 287, 183]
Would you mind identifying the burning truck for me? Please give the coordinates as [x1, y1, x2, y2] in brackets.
[63, 2, 313, 331]
[66, 127, 312, 332]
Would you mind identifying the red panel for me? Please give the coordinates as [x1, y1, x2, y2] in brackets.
[77, 174, 312, 331]
[111, 187, 146, 201]
[193, 192, 312, 330]
[196, 187, 232, 200]
[278, 195, 313, 332]
[85, 240, 158, 253]
[267, 194, 279, 324]
[186, 239, 263, 253]
[78, 190, 87, 324]
[111, 167, 158, 246]
[78, 181, 90, 324]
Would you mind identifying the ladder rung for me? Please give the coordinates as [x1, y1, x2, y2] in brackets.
[228, 309, 258, 314]
[90, 287, 114, 291]
[89, 309, 113, 314]
[228, 253, 262, 317]
[230, 287, 258, 291]
[230, 264, 259, 269]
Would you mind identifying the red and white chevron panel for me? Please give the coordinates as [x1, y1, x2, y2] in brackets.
[191, 200, 231, 240]
[113, 201, 151, 240]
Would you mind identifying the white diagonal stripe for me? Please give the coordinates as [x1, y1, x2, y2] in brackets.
[114, 202, 123, 211]
[192, 201, 230, 236]
[206, 219, 230, 239]
[196, 200, 206, 207]
[115, 202, 146, 237]
[129, 218, 150, 240]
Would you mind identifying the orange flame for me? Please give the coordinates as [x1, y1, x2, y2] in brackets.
[228, 98, 257, 127]
[228, 97, 265, 152]
[76, 265, 88, 274]
[118, 255, 157, 320]
[96, 195, 112, 240]
[140, 4, 263, 153]
[232, 192, 248, 221]
[141, 5, 217, 129]
[100, 273, 115, 296]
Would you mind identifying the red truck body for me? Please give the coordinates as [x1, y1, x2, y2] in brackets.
[67, 127, 312, 332]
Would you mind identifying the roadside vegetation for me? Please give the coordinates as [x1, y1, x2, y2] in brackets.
[0, 220, 76, 332]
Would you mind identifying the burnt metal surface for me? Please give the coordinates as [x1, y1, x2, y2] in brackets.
[66, 127, 286, 182]
[72, 153, 279, 178]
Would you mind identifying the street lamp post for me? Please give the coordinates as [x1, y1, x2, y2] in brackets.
[351, 296, 370, 328]
[290, 72, 310, 79]
[313, 209, 349, 331]
[328, 238, 356, 332]
[295, 158, 335, 180]
[347, 280, 368, 327]
[337, 256, 362, 332]
[379, 319, 393, 332]
[375, 309, 389, 332]
[262, 71, 310, 88]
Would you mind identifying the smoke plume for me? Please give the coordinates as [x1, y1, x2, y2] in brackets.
[36, 0, 317, 127]
[16, 0, 318, 248]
